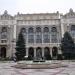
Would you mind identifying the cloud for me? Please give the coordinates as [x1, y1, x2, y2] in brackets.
[0, 0, 75, 15]
[17, 0, 75, 14]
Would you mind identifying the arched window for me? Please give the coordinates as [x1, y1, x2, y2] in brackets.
[36, 27, 41, 33]
[51, 27, 57, 43]
[28, 27, 34, 43]
[28, 27, 34, 33]
[51, 27, 57, 32]
[21, 28, 26, 33]
[43, 27, 49, 33]
[36, 27, 42, 43]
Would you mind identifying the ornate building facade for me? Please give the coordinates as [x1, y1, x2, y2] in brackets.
[0, 9, 75, 59]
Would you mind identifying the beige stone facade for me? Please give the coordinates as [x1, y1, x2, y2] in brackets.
[0, 9, 75, 59]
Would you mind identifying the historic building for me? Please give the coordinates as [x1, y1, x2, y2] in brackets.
[0, 9, 75, 59]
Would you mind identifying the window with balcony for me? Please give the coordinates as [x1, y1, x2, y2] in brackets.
[1, 27, 7, 39]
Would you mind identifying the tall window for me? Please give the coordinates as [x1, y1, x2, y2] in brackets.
[51, 27, 57, 43]
[51, 34, 57, 43]
[43, 34, 50, 43]
[28, 27, 34, 43]
[1, 27, 7, 39]
[20, 28, 26, 42]
[43, 27, 49, 33]
[51, 27, 57, 32]
[28, 34, 34, 43]
[21, 28, 26, 34]
[36, 34, 42, 43]
[36, 27, 42, 43]
[28, 27, 34, 33]
[36, 27, 41, 33]
[71, 25, 75, 37]
[43, 27, 50, 43]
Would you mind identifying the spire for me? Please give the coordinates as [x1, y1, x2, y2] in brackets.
[4, 10, 8, 15]
[17, 12, 20, 15]
[69, 8, 73, 13]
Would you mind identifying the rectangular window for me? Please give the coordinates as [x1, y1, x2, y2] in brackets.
[1, 40, 7, 43]
[28, 34, 34, 43]
[43, 34, 50, 43]
[51, 34, 58, 43]
[1, 33, 7, 39]
[36, 34, 42, 43]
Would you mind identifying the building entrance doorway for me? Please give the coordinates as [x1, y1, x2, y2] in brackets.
[1, 47, 6, 58]
[44, 47, 51, 60]
[52, 47, 58, 59]
[28, 47, 34, 60]
[36, 47, 42, 60]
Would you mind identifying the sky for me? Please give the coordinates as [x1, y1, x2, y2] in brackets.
[0, 0, 75, 15]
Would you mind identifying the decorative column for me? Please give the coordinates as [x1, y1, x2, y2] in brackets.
[50, 32, 52, 43]
[42, 32, 43, 44]
[34, 33, 36, 44]
[42, 47, 44, 57]
[34, 48, 36, 57]
[0, 47, 1, 58]
[61, 22, 65, 38]
[34, 26, 35, 44]
[50, 47, 53, 58]
[26, 48, 28, 56]
[42, 27, 43, 44]
[26, 32, 28, 44]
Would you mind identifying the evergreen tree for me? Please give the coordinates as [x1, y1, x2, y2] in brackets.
[61, 32, 75, 59]
[15, 31, 26, 61]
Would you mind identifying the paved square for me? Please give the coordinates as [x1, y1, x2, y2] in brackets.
[0, 61, 75, 75]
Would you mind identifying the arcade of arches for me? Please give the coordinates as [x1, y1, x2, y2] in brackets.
[27, 47, 58, 60]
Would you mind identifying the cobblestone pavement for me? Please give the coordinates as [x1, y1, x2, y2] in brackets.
[0, 61, 75, 75]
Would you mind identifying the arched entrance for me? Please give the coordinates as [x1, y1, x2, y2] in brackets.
[52, 47, 58, 59]
[1, 47, 6, 58]
[44, 47, 51, 60]
[36, 47, 42, 60]
[28, 47, 34, 60]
